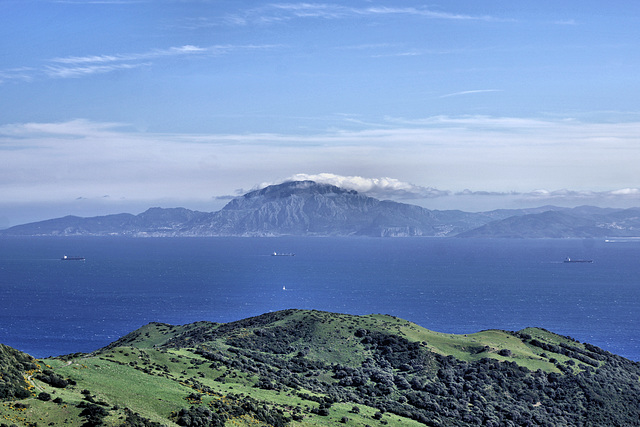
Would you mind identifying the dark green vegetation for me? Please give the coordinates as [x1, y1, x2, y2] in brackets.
[2, 310, 640, 426]
[0, 344, 39, 400]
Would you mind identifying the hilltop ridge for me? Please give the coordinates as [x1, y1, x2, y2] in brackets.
[2, 309, 640, 426]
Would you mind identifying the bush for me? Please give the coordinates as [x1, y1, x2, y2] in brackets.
[79, 402, 109, 426]
[37, 392, 51, 401]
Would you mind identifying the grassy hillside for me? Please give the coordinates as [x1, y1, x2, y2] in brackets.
[1, 309, 639, 426]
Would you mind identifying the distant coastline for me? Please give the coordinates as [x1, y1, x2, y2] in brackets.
[2, 181, 640, 239]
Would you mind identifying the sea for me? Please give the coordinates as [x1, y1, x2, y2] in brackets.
[0, 237, 638, 361]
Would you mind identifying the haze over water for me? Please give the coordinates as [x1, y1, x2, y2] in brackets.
[1, 237, 638, 361]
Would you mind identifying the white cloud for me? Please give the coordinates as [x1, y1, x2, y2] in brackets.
[456, 189, 519, 197]
[610, 188, 640, 196]
[523, 188, 640, 201]
[1, 116, 639, 213]
[265, 173, 450, 199]
[0, 118, 127, 137]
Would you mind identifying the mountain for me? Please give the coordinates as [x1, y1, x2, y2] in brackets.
[0, 207, 208, 237]
[2, 309, 640, 426]
[182, 181, 494, 237]
[2, 181, 639, 238]
[0, 181, 498, 237]
[457, 206, 640, 238]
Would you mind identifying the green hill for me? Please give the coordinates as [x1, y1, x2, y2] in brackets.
[2, 309, 639, 426]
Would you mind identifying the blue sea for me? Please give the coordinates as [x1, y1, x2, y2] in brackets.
[0, 237, 638, 361]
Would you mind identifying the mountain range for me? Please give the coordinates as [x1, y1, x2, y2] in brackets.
[2, 180, 640, 238]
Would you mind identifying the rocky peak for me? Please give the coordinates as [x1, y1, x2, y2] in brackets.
[244, 180, 358, 200]
[221, 181, 361, 212]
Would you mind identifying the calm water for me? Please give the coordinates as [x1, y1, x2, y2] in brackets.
[0, 237, 638, 361]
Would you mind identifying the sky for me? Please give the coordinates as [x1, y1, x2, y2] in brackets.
[1, 1, 640, 227]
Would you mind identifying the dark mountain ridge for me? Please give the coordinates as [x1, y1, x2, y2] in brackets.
[2, 181, 639, 238]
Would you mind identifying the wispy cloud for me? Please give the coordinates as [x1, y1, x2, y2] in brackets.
[336, 43, 455, 59]
[0, 118, 128, 138]
[0, 67, 35, 84]
[439, 89, 503, 98]
[43, 44, 208, 79]
[370, 49, 427, 58]
[456, 189, 520, 197]
[359, 6, 503, 22]
[3, 44, 278, 83]
[52, 0, 148, 4]
[523, 188, 640, 201]
[267, 3, 350, 19]
[171, 17, 219, 30]
[45, 62, 151, 79]
[337, 43, 398, 50]
[228, 3, 508, 26]
[456, 188, 640, 202]
[50, 45, 208, 65]
[553, 19, 578, 26]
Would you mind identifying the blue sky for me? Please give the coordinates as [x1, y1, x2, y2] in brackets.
[1, 1, 640, 226]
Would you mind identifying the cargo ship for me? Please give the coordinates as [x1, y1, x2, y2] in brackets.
[61, 255, 85, 261]
[563, 257, 592, 263]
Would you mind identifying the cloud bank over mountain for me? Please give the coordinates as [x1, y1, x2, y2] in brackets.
[257, 174, 640, 208]
[272, 173, 450, 200]
[214, 178, 640, 218]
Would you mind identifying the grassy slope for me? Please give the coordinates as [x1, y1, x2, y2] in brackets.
[0, 309, 636, 426]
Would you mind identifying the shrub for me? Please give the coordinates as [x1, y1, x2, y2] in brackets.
[37, 392, 51, 401]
